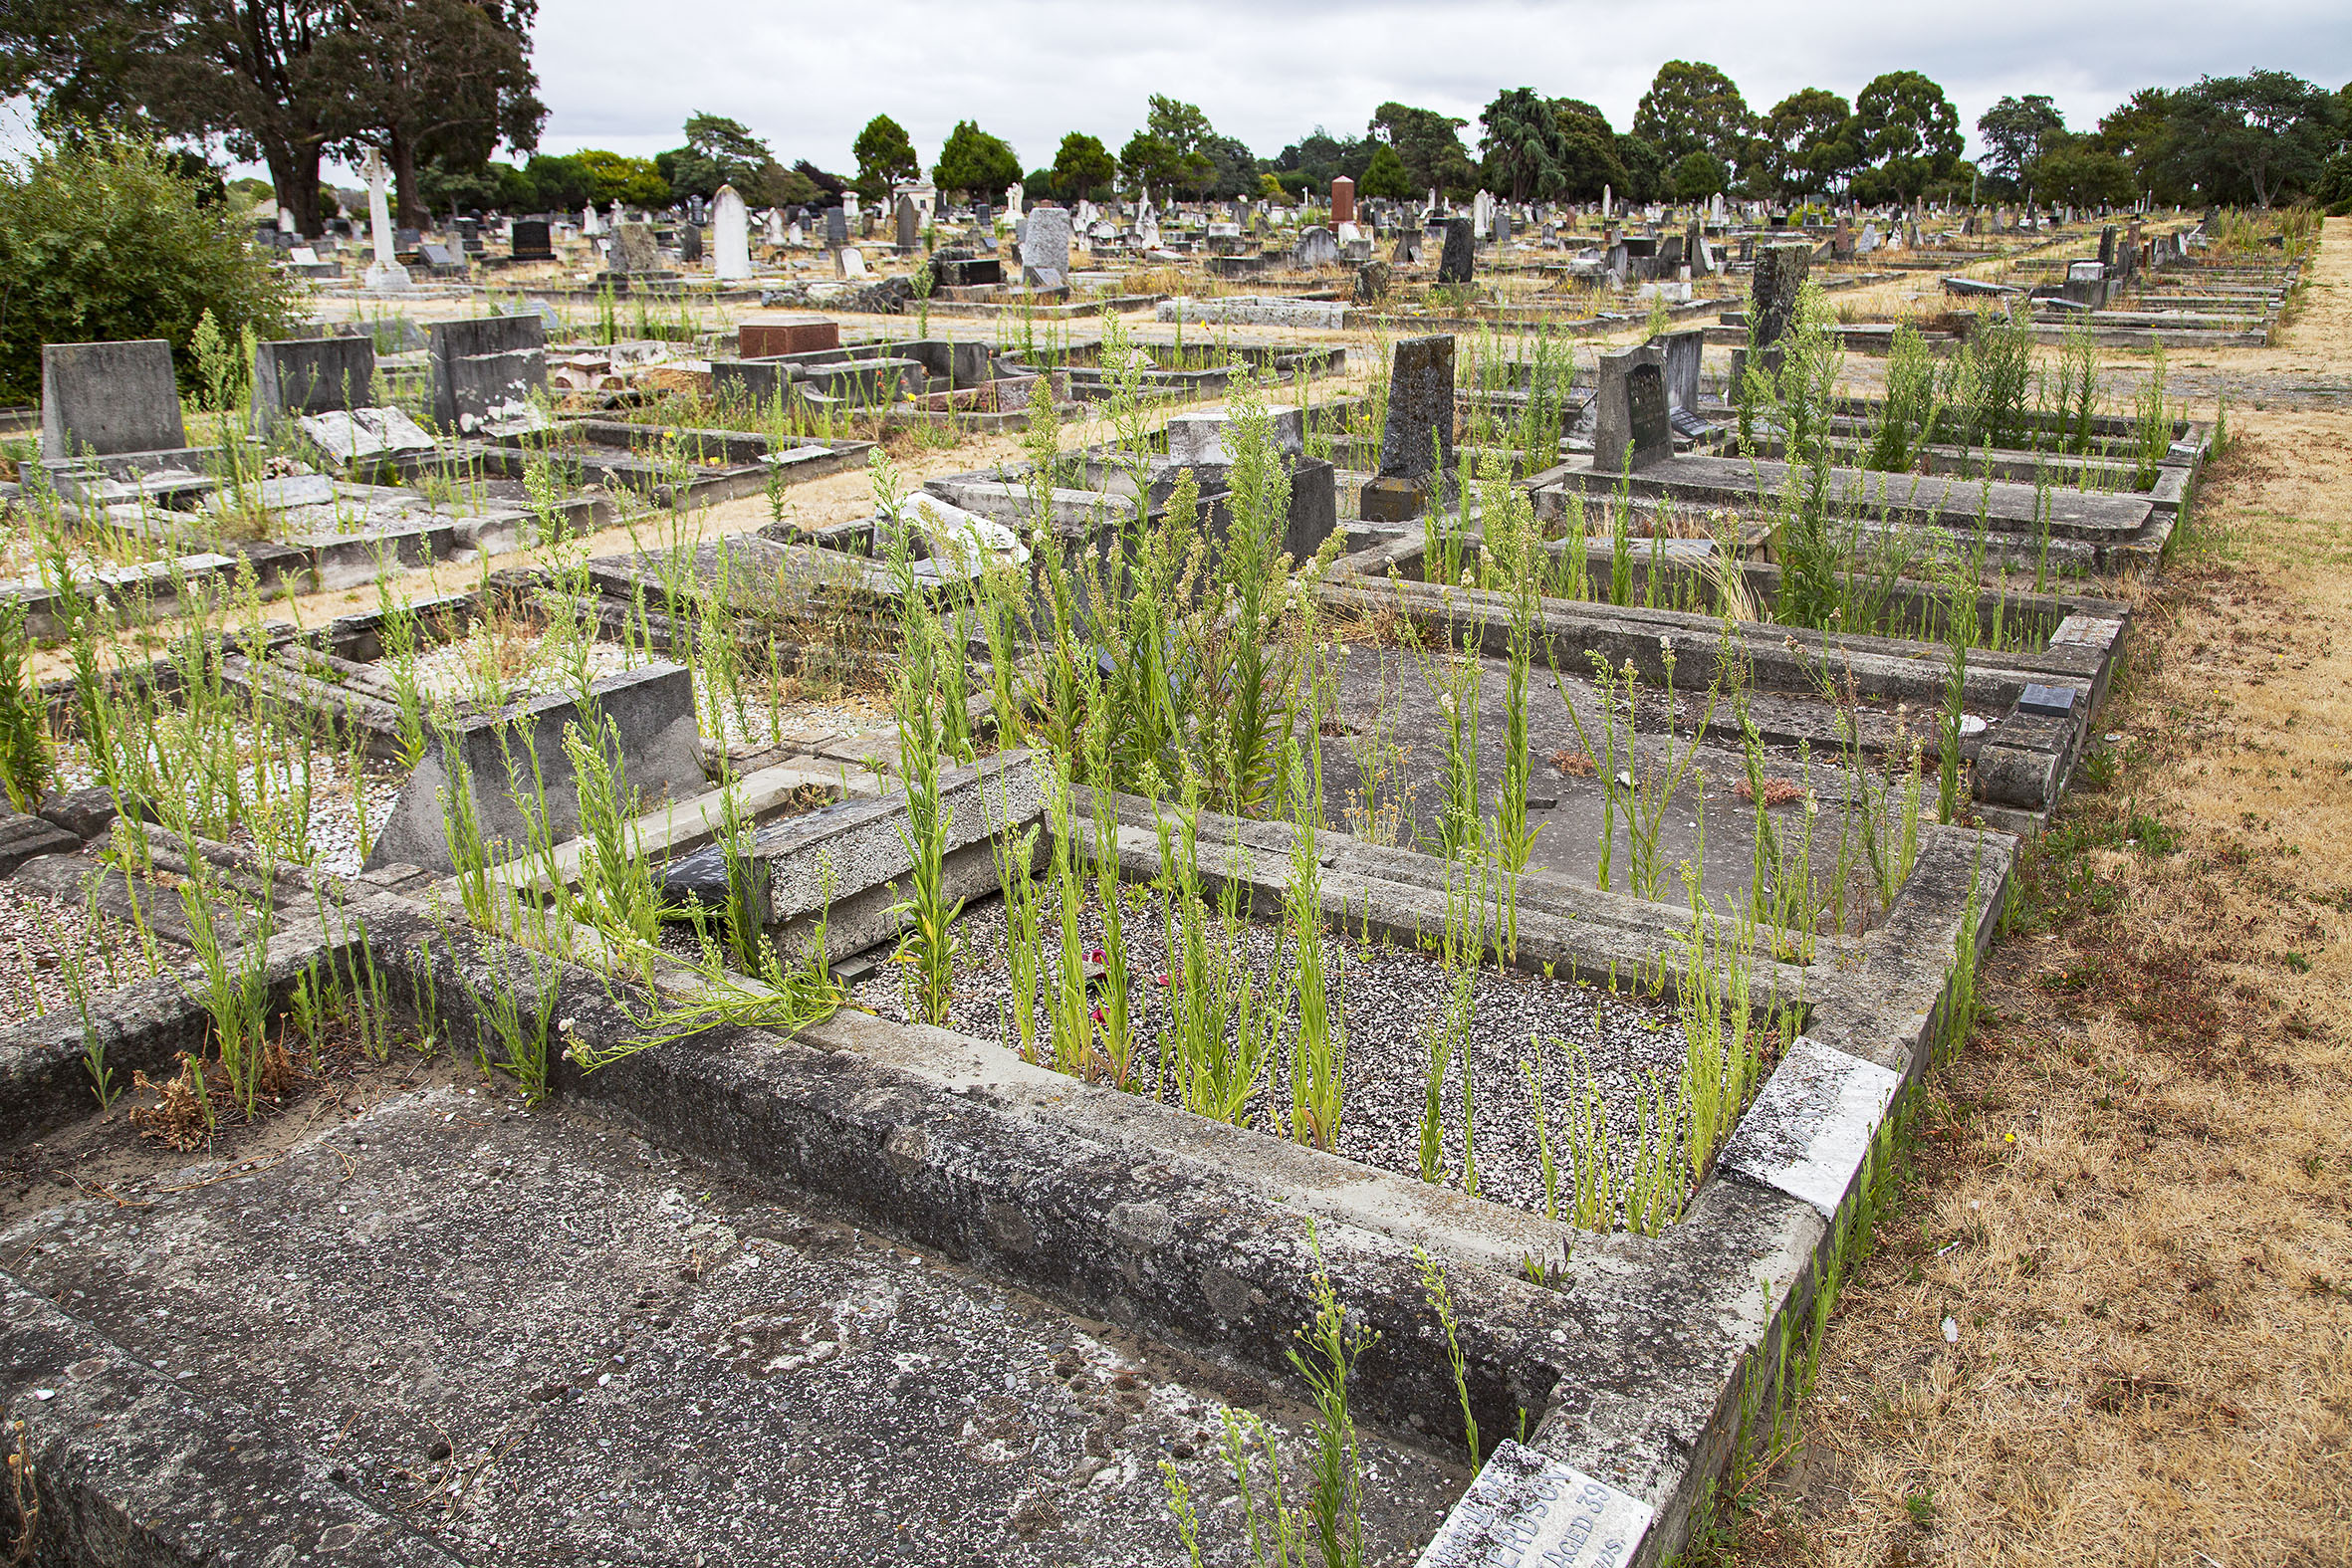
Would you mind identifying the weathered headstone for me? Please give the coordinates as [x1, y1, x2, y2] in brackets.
[40, 339, 187, 459]
[360, 147, 411, 294]
[1437, 217, 1475, 284]
[1021, 204, 1071, 286]
[250, 335, 375, 433]
[895, 195, 920, 253]
[824, 206, 848, 250]
[712, 185, 752, 281]
[837, 246, 867, 279]
[677, 223, 704, 264]
[1657, 328, 1704, 415]
[1353, 260, 1391, 304]
[1751, 243, 1810, 370]
[1592, 348, 1673, 473]
[1359, 335, 1456, 522]
[426, 315, 546, 433]
[1294, 226, 1339, 268]
[612, 222, 658, 273]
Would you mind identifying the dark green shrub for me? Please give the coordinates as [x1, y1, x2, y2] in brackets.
[0, 132, 298, 404]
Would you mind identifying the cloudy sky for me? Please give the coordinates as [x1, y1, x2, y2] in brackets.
[524, 0, 2352, 175]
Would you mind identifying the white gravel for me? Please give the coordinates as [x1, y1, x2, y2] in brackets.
[851, 880, 1707, 1221]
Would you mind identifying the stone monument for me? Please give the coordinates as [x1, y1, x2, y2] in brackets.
[360, 147, 412, 295]
[712, 184, 753, 282]
[1358, 335, 1457, 522]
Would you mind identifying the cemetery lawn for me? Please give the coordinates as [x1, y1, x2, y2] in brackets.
[1719, 220, 2352, 1567]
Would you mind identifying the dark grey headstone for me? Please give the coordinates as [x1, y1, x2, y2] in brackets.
[824, 207, 848, 247]
[419, 241, 460, 268]
[40, 339, 185, 460]
[1437, 217, 1475, 284]
[895, 196, 920, 251]
[1658, 328, 1704, 413]
[510, 218, 554, 260]
[426, 315, 546, 432]
[250, 336, 375, 432]
[1592, 347, 1672, 473]
[1376, 335, 1456, 482]
[1751, 243, 1811, 363]
[2017, 683, 2078, 718]
[678, 223, 703, 264]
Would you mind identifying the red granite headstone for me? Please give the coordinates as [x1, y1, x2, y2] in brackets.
[1330, 175, 1356, 226]
[738, 320, 840, 358]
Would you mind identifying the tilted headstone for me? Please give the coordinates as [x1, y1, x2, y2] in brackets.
[250, 335, 375, 433]
[1359, 335, 1456, 522]
[1437, 217, 1475, 284]
[837, 246, 868, 279]
[40, 339, 187, 460]
[1592, 348, 1673, 473]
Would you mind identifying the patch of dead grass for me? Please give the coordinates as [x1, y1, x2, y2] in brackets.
[1718, 219, 2352, 1568]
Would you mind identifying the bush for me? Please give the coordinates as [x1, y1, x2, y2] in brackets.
[0, 132, 298, 405]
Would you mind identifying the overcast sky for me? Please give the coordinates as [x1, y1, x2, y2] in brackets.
[518, 0, 2352, 178]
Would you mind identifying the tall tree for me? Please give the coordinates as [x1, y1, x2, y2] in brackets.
[322, 0, 542, 227]
[0, 0, 542, 234]
[1479, 87, 1567, 202]
[1049, 131, 1114, 200]
[1852, 70, 1963, 202]
[1118, 131, 1198, 200]
[1633, 61, 1753, 173]
[932, 120, 1020, 201]
[1762, 89, 1856, 197]
[2163, 72, 2340, 207]
[1550, 99, 1627, 201]
[851, 113, 919, 200]
[1977, 94, 2066, 190]
[1369, 102, 1476, 197]
[659, 112, 772, 202]
[1360, 140, 1415, 199]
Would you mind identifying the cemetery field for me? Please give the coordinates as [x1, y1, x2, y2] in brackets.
[1711, 219, 2352, 1568]
[0, 198, 2334, 1568]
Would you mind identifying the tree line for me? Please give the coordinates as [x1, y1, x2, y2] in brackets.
[3, 9, 2345, 234]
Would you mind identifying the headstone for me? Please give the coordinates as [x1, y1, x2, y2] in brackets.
[677, 223, 703, 264]
[1353, 260, 1391, 304]
[612, 223, 658, 273]
[1021, 204, 1072, 285]
[1437, 217, 1475, 284]
[1330, 175, 1355, 226]
[39, 339, 187, 459]
[582, 202, 602, 237]
[1751, 243, 1810, 369]
[250, 335, 374, 433]
[510, 218, 554, 261]
[360, 147, 411, 294]
[2098, 225, 2117, 268]
[1592, 348, 1673, 473]
[837, 246, 867, 279]
[1359, 335, 1456, 521]
[738, 320, 839, 357]
[1294, 226, 1339, 268]
[825, 206, 848, 250]
[895, 194, 920, 252]
[426, 315, 546, 433]
[765, 207, 786, 246]
[712, 185, 752, 281]
[1658, 329, 1704, 416]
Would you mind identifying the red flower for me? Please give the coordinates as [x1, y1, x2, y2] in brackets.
[1155, 974, 1170, 988]
[1089, 1004, 1105, 1024]
[1088, 947, 1105, 965]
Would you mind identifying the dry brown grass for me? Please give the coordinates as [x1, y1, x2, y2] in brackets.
[1715, 221, 2352, 1568]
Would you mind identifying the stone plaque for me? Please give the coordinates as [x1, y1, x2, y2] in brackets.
[1414, 1441, 1652, 1568]
[1624, 363, 1670, 467]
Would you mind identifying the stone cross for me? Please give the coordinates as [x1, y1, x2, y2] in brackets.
[360, 147, 411, 295]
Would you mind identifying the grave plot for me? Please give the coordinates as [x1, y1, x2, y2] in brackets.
[998, 336, 1350, 405]
[706, 330, 1077, 430]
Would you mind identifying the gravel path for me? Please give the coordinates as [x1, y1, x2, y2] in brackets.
[851, 881, 1709, 1221]
[0, 875, 166, 1029]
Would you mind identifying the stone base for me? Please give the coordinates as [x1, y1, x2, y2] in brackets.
[362, 262, 412, 294]
[1358, 475, 1426, 523]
